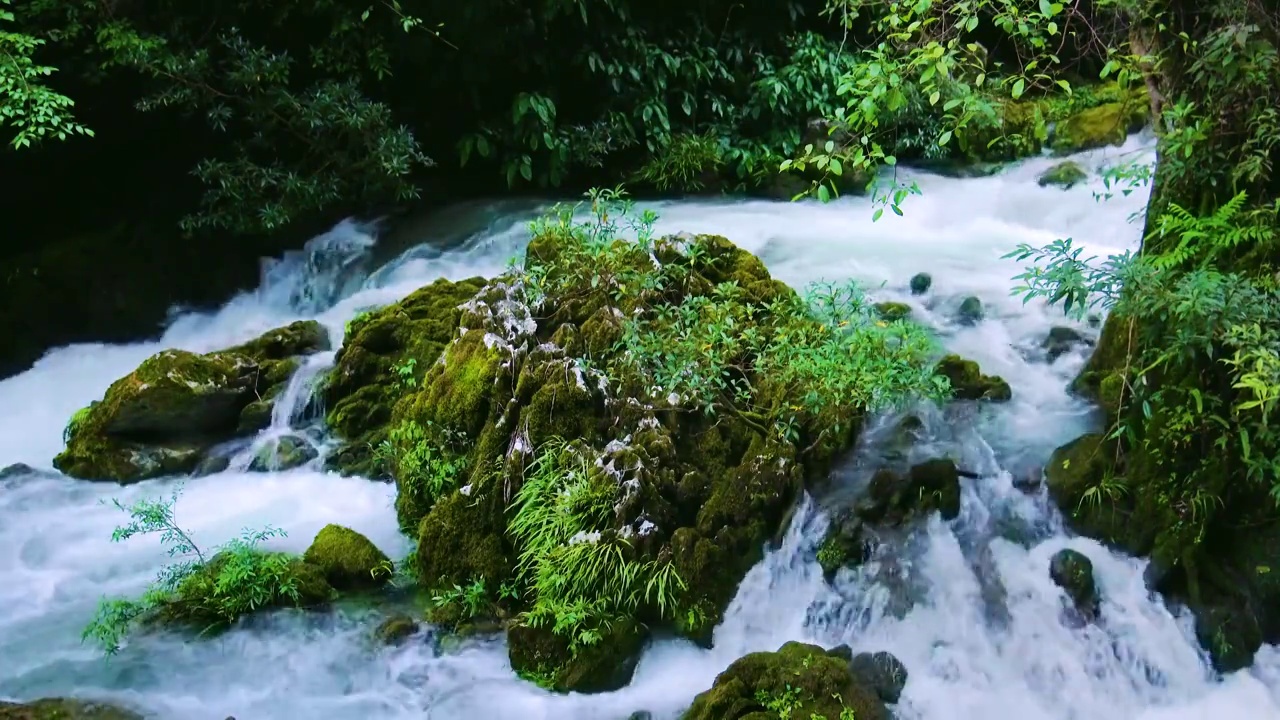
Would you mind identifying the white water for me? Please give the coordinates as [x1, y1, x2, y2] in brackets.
[2, 135, 1278, 719]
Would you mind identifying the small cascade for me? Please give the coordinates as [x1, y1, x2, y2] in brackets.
[259, 218, 380, 315]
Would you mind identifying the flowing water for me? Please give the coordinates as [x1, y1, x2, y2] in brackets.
[2, 135, 1278, 719]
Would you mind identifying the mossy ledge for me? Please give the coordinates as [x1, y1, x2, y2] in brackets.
[52, 320, 330, 483]
[322, 217, 941, 693]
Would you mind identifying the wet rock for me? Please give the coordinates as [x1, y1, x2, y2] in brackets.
[874, 301, 912, 322]
[374, 614, 420, 646]
[1050, 548, 1100, 621]
[52, 322, 329, 483]
[1042, 326, 1091, 362]
[1037, 161, 1088, 190]
[859, 458, 963, 526]
[191, 454, 232, 477]
[681, 641, 890, 720]
[508, 618, 646, 693]
[237, 398, 275, 434]
[909, 272, 932, 295]
[848, 651, 909, 704]
[934, 355, 1012, 402]
[957, 295, 984, 325]
[0, 698, 143, 720]
[303, 524, 393, 591]
[248, 434, 318, 472]
[625, 713, 653, 720]
[1050, 102, 1145, 154]
[816, 512, 872, 580]
[0, 462, 40, 481]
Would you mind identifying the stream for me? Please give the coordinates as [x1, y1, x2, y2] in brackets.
[2, 133, 1278, 719]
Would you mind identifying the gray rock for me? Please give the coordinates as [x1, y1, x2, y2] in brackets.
[849, 650, 909, 704]
[248, 434, 318, 472]
[1050, 548, 1100, 621]
[957, 295, 984, 325]
[909, 273, 932, 295]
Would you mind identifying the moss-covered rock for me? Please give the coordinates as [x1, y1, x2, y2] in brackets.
[816, 512, 871, 580]
[1049, 548, 1099, 622]
[956, 295, 984, 325]
[681, 642, 891, 720]
[0, 699, 143, 720]
[1043, 433, 1149, 556]
[154, 550, 333, 631]
[323, 276, 487, 476]
[303, 524, 392, 591]
[1051, 102, 1147, 154]
[52, 323, 330, 482]
[874, 302, 912, 322]
[248, 434, 318, 472]
[1042, 325, 1090, 362]
[909, 272, 932, 295]
[934, 354, 1012, 402]
[859, 458, 963, 526]
[509, 619, 647, 693]
[374, 614, 420, 646]
[320, 231, 900, 692]
[1037, 161, 1088, 190]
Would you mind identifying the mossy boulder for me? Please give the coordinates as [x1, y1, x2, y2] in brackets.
[847, 650, 909, 704]
[874, 302, 912, 322]
[153, 550, 333, 631]
[323, 276, 487, 476]
[681, 641, 891, 720]
[1051, 102, 1147, 154]
[1037, 161, 1088, 190]
[322, 231, 879, 692]
[1042, 325, 1090, 362]
[956, 295, 984, 325]
[934, 354, 1012, 402]
[248, 434, 318, 472]
[509, 619, 647, 693]
[1043, 433, 1150, 556]
[858, 458, 963, 526]
[374, 614, 420, 646]
[52, 322, 329, 482]
[1049, 548, 1100, 622]
[0, 699, 143, 720]
[909, 272, 932, 295]
[816, 512, 871, 580]
[303, 524, 392, 591]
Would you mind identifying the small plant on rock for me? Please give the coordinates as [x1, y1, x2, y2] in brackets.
[82, 485, 321, 655]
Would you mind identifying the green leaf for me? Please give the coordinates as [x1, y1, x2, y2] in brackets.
[829, 158, 843, 176]
[1012, 78, 1026, 99]
[884, 155, 897, 166]
[817, 184, 831, 203]
[929, 91, 940, 105]
[938, 130, 953, 146]
[873, 208, 884, 222]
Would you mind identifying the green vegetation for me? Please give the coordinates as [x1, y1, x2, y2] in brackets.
[82, 486, 331, 654]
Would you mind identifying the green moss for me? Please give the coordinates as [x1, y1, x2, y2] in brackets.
[303, 524, 393, 591]
[934, 354, 1012, 402]
[221, 319, 330, 361]
[1044, 433, 1151, 556]
[373, 614, 420, 646]
[874, 301, 912, 322]
[324, 277, 487, 472]
[1051, 102, 1147, 154]
[681, 641, 890, 720]
[1037, 161, 1089, 189]
[415, 483, 512, 590]
[508, 619, 646, 693]
[0, 699, 143, 720]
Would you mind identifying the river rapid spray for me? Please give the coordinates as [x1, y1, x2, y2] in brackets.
[1, 134, 1278, 719]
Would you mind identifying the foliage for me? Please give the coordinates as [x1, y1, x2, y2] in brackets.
[374, 419, 470, 531]
[523, 187, 945, 448]
[0, 0, 91, 148]
[82, 485, 305, 654]
[507, 438, 684, 654]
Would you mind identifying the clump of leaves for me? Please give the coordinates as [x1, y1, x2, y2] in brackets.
[507, 438, 684, 654]
[82, 485, 308, 654]
[374, 419, 470, 531]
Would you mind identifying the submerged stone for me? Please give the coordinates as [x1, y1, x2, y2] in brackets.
[248, 434, 318, 472]
[374, 614, 420, 646]
[909, 272, 932, 295]
[874, 301, 912, 322]
[1037, 161, 1089, 190]
[1049, 548, 1100, 622]
[957, 295, 984, 325]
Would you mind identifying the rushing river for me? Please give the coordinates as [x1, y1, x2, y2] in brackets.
[2, 134, 1278, 719]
